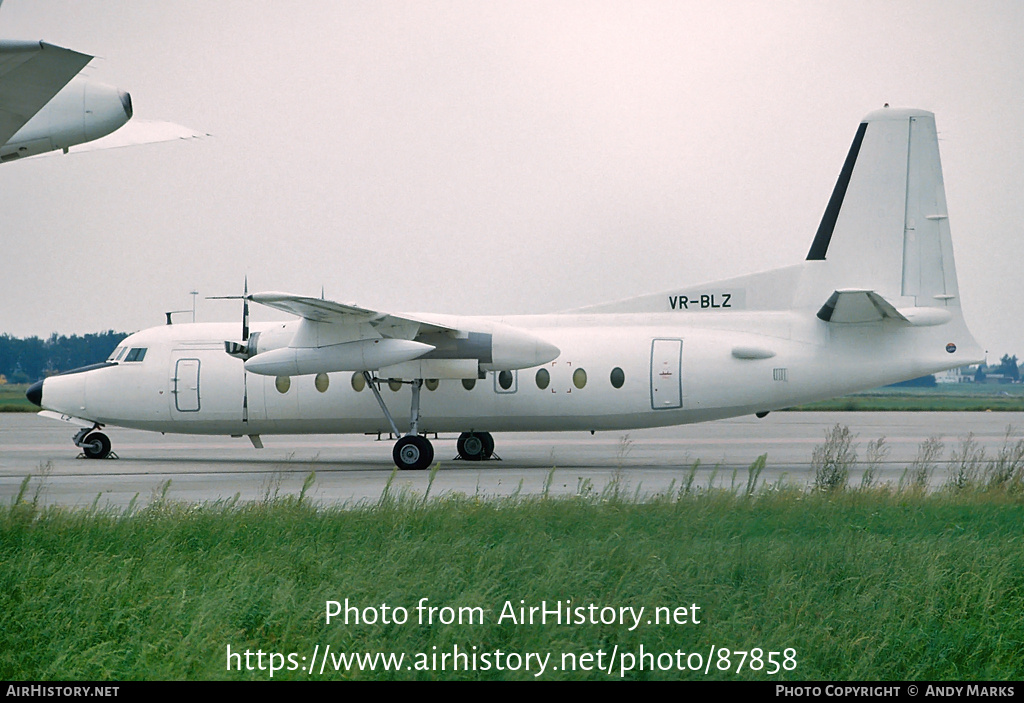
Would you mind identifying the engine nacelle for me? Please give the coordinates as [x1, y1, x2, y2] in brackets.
[415, 322, 560, 372]
[483, 323, 560, 371]
[244, 338, 435, 377]
[1, 75, 131, 160]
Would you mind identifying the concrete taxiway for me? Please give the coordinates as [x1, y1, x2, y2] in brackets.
[2, 411, 1022, 508]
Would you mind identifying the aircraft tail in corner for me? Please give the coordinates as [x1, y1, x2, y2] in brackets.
[805, 107, 960, 311]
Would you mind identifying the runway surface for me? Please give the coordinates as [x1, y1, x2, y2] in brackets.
[2, 411, 1022, 508]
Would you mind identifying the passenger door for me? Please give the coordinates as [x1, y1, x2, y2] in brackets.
[172, 357, 201, 412]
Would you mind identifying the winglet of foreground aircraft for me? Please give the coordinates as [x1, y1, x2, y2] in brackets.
[27, 108, 984, 469]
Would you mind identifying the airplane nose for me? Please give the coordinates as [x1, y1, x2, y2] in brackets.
[26, 380, 43, 407]
[119, 90, 133, 119]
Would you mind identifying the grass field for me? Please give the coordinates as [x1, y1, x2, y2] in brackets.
[0, 384, 34, 412]
[2, 465, 1023, 681]
[784, 383, 1024, 412]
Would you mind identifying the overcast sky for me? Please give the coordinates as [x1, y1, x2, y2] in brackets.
[1, 1, 1022, 361]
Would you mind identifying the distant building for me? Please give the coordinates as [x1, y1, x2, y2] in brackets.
[935, 366, 974, 384]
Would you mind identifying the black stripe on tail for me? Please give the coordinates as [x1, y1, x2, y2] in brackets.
[805, 121, 868, 261]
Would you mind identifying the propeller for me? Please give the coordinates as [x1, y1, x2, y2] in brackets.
[207, 277, 255, 425]
[208, 276, 256, 360]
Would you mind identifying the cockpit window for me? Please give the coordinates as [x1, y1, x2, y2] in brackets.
[124, 348, 147, 362]
[107, 347, 125, 362]
[115, 347, 127, 361]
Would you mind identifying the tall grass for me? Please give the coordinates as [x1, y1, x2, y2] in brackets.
[3, 440, 1024, 681]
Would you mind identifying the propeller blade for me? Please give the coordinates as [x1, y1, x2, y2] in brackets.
[243, 276, 250, 342]
[211, 277, 253, 359]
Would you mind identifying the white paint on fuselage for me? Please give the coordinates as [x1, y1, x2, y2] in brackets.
[40, 303, 978, 438]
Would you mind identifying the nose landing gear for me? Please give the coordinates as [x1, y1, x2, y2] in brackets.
[73, 425, 115, 460]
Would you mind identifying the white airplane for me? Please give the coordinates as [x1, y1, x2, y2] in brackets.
[0, 2, 201, 163]
[26, 108, 984, 470]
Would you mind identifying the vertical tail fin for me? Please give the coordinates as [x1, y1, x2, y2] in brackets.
[806, 108, 960, 309]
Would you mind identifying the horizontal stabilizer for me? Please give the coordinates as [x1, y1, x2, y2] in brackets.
[816, 289, 952, 326]
[816, 290, 906, 324]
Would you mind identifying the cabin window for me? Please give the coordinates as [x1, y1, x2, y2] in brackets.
[275, 375, 291, 394]
[498, 370, 514, 390]
[388, 378, 402, 392]
[351, 372, 366, 392]
[462, 378, 476, 391]
[315, 373, 330, 393]
[573, 368, 587, 389]
[124, 348, 147, 362]
[425, 378, 439, 391]
[610, 367, 625, 389]
[535, 368, 550, 390]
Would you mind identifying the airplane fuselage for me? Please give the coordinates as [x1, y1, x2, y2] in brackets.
[38, 308, 970, 439]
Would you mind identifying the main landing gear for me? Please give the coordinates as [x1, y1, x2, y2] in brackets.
[363, 373, 497, 470]
[73, 425, 114, 460]
[364, 373, 435, 470]
[393, 435, 434, 471]
[457, 431, 494, 461]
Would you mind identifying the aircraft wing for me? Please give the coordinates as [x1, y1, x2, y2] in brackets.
[45, 118, 208, 156]
[250, 292, 455, 337]
[0, 40, 91, 146]
[245, 292, 560, 377]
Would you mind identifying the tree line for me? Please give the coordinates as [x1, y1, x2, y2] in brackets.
[0, 332, 128, 384]
[975, 354, 1021, 383]
[1, 331, 1021, 387]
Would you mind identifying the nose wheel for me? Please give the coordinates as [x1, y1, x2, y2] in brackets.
[73, 426, 114, 460]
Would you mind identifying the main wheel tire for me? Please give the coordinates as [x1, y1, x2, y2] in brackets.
[457, 431, 494, 461]
[393, 435, 434, 470]
[82, 432, 111, 460]
[457, 432, 484, 460]
[480, 432, 494, 458]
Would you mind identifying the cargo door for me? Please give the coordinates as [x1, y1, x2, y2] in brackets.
[650, 338, 682, 410]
